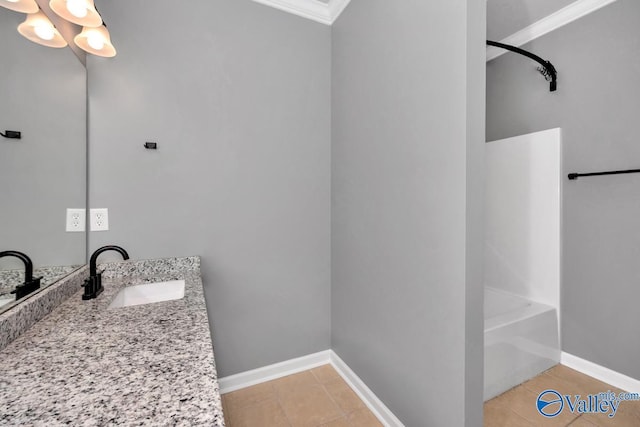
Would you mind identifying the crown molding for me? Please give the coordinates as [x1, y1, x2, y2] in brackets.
[326, 0, 352, 23]
[487, 0, 619, 62]
[250, 0, 352, 25]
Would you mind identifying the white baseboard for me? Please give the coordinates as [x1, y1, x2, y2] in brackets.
[329, 351, 405, 427]
[561, 352, 640, 393]
[218, 350, 331, 393]
[218, 350, 404, 426]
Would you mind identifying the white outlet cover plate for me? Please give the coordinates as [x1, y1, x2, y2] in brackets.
[66, 208, 86, 232]
[90, 208, 109, 231]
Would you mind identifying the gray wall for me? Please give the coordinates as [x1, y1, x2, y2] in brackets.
[87, 0, 331, 376]
[331, 1, 484, 425]
[487, 0, 640, 379]
[465, 0, 486, 424]
[0, 8, 86, 270]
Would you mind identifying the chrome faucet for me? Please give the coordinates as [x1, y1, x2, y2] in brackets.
[0, 250, 42, 300]
[82, 245, 130, 300]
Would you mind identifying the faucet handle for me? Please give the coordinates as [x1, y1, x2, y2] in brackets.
[10, 276, 42, 299]
[82, 274, 104, 300]
[82, 277, 95, 300]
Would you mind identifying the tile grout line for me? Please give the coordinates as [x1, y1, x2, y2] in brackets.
[311, 367, 350, 426]
[315, 366, 384, 426]
[270, 381, 294, 427]
[220, 395, 229, 426]
[224, 382, 280, 426]
[271, 371, 344, 427]
[565, 414, 585, 426]
[485, 365, 638, 426]
[225, 366, 379, 427]
[318, 383, 349, 426]
[490, 400, 535, 427]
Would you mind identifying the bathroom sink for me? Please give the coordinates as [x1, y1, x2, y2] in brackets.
[108, 280, 185, 309]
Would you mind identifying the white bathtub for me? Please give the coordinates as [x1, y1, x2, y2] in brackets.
[484, 287, 560, 401]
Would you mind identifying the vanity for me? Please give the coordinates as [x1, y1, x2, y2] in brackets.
[0, 256, 225, 425]
[1, 6, 224, 425]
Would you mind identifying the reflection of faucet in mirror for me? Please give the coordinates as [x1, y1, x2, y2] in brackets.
[0, 251, 42, 300]
[82, 246, 130, 300]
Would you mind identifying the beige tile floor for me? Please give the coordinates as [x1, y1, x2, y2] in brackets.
[222, 364, 383, 427]
[485, 365, 640, 426]
[222, 363, 640, 426]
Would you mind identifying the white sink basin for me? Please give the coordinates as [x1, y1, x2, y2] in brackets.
[108, 280, 185, 309]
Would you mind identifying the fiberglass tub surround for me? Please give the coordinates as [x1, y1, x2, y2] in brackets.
[484, 128, 562, 400]
[484, 287, 559, 400]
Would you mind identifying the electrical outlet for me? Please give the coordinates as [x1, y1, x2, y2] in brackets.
[90, 208, 109, 231]
[66, 208, 86, 232]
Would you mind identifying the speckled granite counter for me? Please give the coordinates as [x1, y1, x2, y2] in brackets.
[0, 256, 225, 426]
[0, 265, 82, 314]
[0, 265, 81, 295]
[0, 266, 88, 351]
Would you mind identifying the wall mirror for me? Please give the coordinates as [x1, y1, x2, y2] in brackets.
[0, 7, 86, 314]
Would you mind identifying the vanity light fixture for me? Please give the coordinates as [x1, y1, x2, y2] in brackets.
[49, 0, 101, 27]
[74, 24, 115, 57]
[17, 10, 68, 48]
[0, 0, 38, 14]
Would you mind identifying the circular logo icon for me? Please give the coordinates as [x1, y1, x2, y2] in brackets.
[537, 390, 564, 417]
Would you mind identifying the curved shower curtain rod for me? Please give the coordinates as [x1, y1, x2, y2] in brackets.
[487, 40, 557, 92]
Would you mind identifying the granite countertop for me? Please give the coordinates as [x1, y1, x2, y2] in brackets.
[0, 257, 225, 426]
[0, 265, 82, 313]
[0, 265, 81, 295]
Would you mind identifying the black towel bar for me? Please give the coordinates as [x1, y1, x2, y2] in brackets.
[568, 169, 640, 180]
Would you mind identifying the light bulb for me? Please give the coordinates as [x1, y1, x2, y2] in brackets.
[87, 32, 104, 50]
[66, 0, 87, 18]
[18, 10, 67, 48]
[2, 0, 39, 13]
[75, 25, 115, 57]
[34, 24, 55, 40]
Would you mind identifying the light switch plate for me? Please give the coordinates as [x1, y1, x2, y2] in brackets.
[90, 208, 109, 231]
[66, 208, 86, 232]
